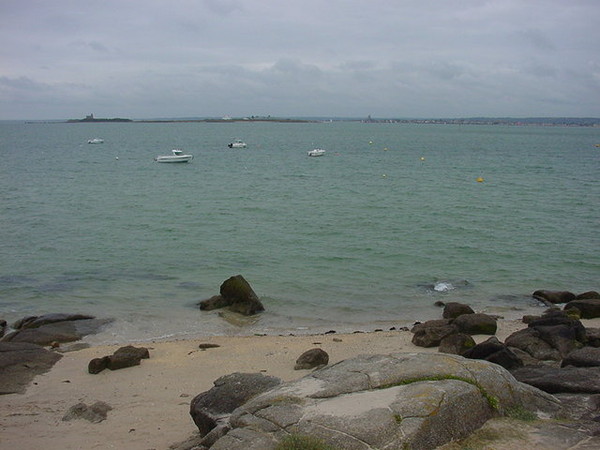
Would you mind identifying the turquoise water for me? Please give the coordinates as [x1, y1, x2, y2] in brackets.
[1, 121, 599, 344]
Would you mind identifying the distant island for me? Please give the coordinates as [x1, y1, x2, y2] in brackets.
[63, 114, 600, 127]
[67, 114, 132, 123]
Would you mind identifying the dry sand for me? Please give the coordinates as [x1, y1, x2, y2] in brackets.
[0, 319, 547, 450]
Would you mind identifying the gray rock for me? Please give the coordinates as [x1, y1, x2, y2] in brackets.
[565, 299, 600, 319]
[88, 345, 150, 374]
[1, 318, 113, 346]
[462, 337, 523, 370]
[210, 353, 559, 450]
[562, 347, 600, 368]
[62, 401, 112, 423]
[190, 372, 282, 437]
[411, 320, 458, 347]
[294, 348, 329, 370]
[198, 275, 265, 316]
[505, 327, 562, 361]
[0, 342, 63, 394]
[442, 302, 475, 319]
[533, 290, 576, 305]
[438, 333, 476, 355]
[13, 313, 95, 329]
[452, 313, 497, 335]
[511, 366, 600, 394]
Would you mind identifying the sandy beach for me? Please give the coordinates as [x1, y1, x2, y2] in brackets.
[0, 319, 539, 450]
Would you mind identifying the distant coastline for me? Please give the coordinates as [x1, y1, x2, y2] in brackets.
[51, 114, 600, 127]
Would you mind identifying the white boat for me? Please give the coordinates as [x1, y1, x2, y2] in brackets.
[228, 139, 247, 148]
[307, 148, 325, 157]
[154, 149, 193, 163]
[88, 138, 104, 144]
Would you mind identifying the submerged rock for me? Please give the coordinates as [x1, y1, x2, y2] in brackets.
[199, 275, 265, 316]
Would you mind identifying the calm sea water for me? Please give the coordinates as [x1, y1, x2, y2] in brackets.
[1, 121, 599, 344]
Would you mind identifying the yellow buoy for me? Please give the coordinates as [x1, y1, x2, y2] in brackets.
[420, 157, 425, 161]
[382, 174, 387, 178]
[369, 141, 373, 145]
[476, 177, 484, 182]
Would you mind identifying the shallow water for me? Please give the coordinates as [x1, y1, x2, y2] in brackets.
[1, 121, 598, 343]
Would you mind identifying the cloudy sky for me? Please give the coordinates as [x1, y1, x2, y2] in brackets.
[1, 0, 599, 120]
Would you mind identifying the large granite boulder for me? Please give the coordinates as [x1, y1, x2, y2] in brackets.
[0, 342, 63, 394]
[190, 372, 282, 447]
[199, 275, 265, 316]
[2, 314, 113, 346]
[438, 333, 476, 355]
[209, 353, 559, 450]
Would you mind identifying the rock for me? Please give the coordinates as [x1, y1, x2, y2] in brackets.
[412, 324, 458, 348]
[1, 317, 113, 346]
[88, 356, 110, 374]
[442, 302, 475, 319]
[294, 348, 329, 370]
[505, 328, 561, 361]
[561, 347, 600, 368]
[0, 342, 63, 394]
[0, 319, 6, 338]
[88, 346, 149, 374]
[565, 299, 600, 319]
[553, 393, 600, 421]
[62, 401, 112, 423]
[221, 275, 265, 315]
[190, 372, 282, 438]
[438, 333, 476, 355]
[198, 295, 230, 311]
[528, 313, 586, 358]
[13, 313, 95, 329]
[576, 291, 600, 300]
[586, 328, 600, 347]
[452, 313, 497, 335]
[210, 353, 559, 450]
[462, 337, 523, 370]
[198, 275, 265, 316]
[511, 366, 600, 394]
[533, 290, 576, 305]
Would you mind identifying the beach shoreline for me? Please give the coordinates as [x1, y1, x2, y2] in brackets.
[0, 317, 543, 450]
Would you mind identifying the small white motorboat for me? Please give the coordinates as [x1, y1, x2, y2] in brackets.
[307, 148, 325, 157]
[88, 138, 104, 144]
[154, 149, 193, 163]
[228, 139, 247, 148]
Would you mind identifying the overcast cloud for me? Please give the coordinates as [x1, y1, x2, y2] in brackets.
[1, 0, 599, 120]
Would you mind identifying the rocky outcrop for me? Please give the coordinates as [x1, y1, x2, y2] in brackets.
[208, 353, 559, 450]
[2, 314, 113, 346]
[190, 373, 282, 447]
[0, 342, 63, 394]
[199, 275, 265, 316]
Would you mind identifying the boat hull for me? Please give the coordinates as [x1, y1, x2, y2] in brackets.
[155, 155, 193, 163]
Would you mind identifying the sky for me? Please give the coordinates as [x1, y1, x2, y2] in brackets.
[1, 0, 599, 120]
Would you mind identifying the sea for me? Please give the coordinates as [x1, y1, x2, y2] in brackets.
[1, 120, 599, 345]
